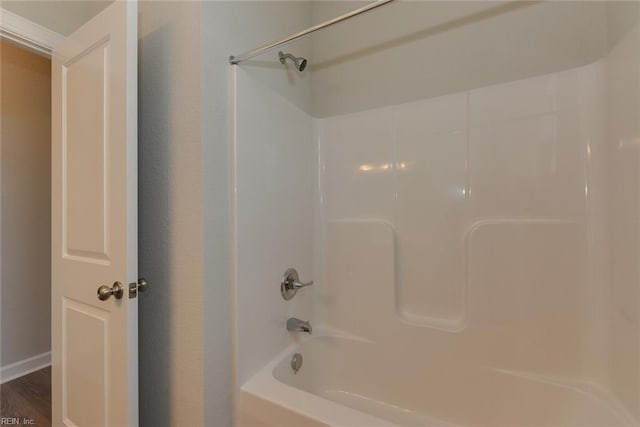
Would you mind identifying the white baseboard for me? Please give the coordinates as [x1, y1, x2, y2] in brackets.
[0, 352, 51, 384]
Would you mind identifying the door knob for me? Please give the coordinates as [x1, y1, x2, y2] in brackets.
[128, 278, 150, 298]
[97, 281, 124, 301]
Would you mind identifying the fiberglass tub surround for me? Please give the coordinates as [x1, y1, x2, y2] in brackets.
[231, 2, 640, 426]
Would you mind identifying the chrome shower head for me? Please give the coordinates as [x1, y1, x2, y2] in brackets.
[278, 51, 307, 72]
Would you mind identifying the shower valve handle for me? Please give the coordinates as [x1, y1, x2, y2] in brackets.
[281, 268, 313, 300]
[292, 278, 314, 289]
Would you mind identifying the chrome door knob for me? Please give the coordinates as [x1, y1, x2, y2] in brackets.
[281, 268, 314, 300]
[137, 278, 149, 293]
[128, 278, 150, 298]
[97, 281, 124, 301]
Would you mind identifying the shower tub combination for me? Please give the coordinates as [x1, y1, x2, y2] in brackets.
[240, 336, 632, 427]
[230, 1, 640, 426]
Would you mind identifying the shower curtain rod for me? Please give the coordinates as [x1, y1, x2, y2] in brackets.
[228, 0, 396, 65]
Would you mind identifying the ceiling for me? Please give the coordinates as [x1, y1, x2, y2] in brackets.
[2, 0, 113, 36]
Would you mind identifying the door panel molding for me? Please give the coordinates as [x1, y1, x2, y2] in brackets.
[62, 298, 110, 427]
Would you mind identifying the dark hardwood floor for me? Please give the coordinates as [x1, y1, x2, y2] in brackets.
[0, 367, 51, 426]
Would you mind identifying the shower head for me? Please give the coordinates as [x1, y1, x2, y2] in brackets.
[278, 51, 307, 72]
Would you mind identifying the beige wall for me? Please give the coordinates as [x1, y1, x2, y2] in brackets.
[0, 41, 52, 368]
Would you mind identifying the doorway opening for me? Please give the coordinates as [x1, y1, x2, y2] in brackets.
[0, 40, 53, 425]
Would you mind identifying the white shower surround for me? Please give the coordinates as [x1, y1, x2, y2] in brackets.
[231, 2, 640, 426]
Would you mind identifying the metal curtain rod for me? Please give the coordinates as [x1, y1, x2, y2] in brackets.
[229, 0, 396, 65]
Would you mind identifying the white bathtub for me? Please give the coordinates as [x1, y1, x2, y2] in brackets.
[238, 335, 634, 427]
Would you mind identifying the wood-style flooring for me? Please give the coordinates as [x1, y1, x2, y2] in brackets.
[0, 367, 51, 426]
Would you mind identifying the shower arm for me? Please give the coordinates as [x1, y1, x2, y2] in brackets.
[228, 0, 396, 65]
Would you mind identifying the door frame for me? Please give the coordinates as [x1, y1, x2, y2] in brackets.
[0, 7, 64, 57]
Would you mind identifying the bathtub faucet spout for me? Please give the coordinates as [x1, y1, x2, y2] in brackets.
[287, 317, 312, 334]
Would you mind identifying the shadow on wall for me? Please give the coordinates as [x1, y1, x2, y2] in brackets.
[138, 24, 172, 427]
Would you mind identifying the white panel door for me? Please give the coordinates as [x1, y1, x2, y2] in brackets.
[51, 2, 138, 426]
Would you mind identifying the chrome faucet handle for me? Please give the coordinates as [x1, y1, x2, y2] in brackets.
[281, 268, 314, 300]
[292, 278, 314, 289]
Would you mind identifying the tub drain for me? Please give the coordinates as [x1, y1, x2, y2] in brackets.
[291, 353, 303, 374]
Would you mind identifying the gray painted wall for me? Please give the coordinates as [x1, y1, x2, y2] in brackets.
[310, 1, 608, 117]
[201, 3, 313, 425]
[138, 2, 204, 426]
[0, 41, 52, 369]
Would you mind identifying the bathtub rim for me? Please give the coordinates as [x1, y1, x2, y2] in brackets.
[240, 339, 399, 427]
